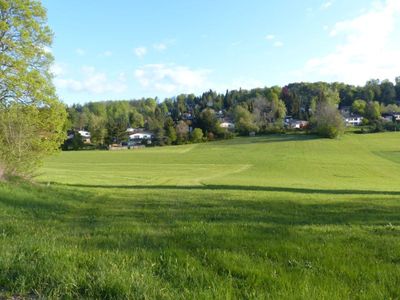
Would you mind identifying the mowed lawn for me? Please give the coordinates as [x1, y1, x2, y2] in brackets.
[1, 133, 400, 299]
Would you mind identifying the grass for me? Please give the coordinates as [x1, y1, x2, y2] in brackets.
[1, 132, 400, 299]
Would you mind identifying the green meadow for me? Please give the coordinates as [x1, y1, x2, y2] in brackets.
[1, 133, 400, 299]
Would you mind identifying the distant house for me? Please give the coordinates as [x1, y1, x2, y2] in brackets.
[78, 130, 91, 143]
[220, 121, 235, 129]
[128, 130, 154, 146]
[341, 110, 363, 126]
[126, 127, 146, 133]
[382, 113, 394, 122]
[66, 130, 91, 144]
[287, 119, 309, 129]
[129, 132, 153, 140]
[182, 113, 193, 121]
[344, 115, 363, 126]
[383, 113, 400, 122]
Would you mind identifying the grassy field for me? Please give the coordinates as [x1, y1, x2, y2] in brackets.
[1, 132, 400, 299]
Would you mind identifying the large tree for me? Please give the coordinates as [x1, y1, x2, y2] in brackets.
[0, 0, 66, 178]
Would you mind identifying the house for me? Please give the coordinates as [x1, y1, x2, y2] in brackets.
[382, 113, 395, 122]
[126, 127, 146, 133]
[78, 130, 91, 143]
[66, 130, 91, 144]
[220, 121, 235, 129]
[341, 110, 363, 126]
[129, 132, 153, 140]
[344, 115, 363, 126]
[128, 130, 154, 146]
[287, 119, 309, 129]
[383, 113, 400, 122]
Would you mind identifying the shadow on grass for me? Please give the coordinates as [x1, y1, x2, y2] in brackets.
[216, 133, 319, 145]
[59, 183, 400, 196]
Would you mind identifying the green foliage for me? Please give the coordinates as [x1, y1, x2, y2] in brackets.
[351, 99, 366, 115]
[233, 106, 258, 135]
[313, 102, 344, 138]
[252, 95, 286, 133]
[175, 121, 189, 144]
[61, 132, 84, 151]
[0, 0, 67, 178]
[365, 101, 381, 121]
[190, 128, 203, 143]
[165, 126, 177, 145]
[197, 108, 223, 138]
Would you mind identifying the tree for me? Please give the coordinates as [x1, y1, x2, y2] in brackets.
[175, 120, 189, 144]
[395, 76, 400, 102]
[364, 79, 381, 102]
[233, 106, 258, 135]
[380, 80, 396, 104]
[252, 94, 286, 132]
[365, 101, 381, 121]
[313, 102, 344, 139]
[190, 128, 203, 143]
[0, 0, 67, 178]
[351, 99, 367, 115]
[197, 108, 222, 138]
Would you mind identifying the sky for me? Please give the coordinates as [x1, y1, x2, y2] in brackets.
[41, 0, 400, 105]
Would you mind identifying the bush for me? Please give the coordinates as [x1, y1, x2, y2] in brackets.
[190, 128, 203, 143]
[313, 103, 344, 138]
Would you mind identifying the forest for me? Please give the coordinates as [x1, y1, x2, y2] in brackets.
[65, 78, 400, 149]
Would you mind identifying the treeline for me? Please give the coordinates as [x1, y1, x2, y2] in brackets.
[65, 77, 400, 148]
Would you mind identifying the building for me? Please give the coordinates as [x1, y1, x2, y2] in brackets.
[344, 115, 363, 126]
[382, 113, 400, 122]
[128, 131, 154, 145]
[286, 119, 309, 129]
[220, 122, 235, 129]
[341, 110, 363, 126]
[66, 130, 91, 144]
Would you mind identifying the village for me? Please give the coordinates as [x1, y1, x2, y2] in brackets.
[68, 108, 400, 150]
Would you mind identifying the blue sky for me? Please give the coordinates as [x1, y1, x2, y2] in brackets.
[42, 0, 400, 105]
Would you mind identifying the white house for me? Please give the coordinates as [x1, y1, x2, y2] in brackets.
[78, 130, 91, 138]
[220, 122, 235, 129]
[129, 132, 153, 140]
[78, 130, 91, 143]
[288, 120, 309, 129]
[344, 116, 363, 126]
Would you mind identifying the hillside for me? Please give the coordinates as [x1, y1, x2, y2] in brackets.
[1, 133, 400, 298]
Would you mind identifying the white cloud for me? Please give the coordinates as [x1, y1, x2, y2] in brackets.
[134, 47, 147, 58]
[134, 64, 211, 94]
[266, 34, 283, 47]
[295, 0, 400, 85]
[50, 62, 67, 77]
[75, 48, 86, 56]
[54, 66, 127, 95]
[153, 43, 167, 51]
[101, 50, 113, 57]
[321, 1, 333, 10]
[265, 34, 275, 40]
